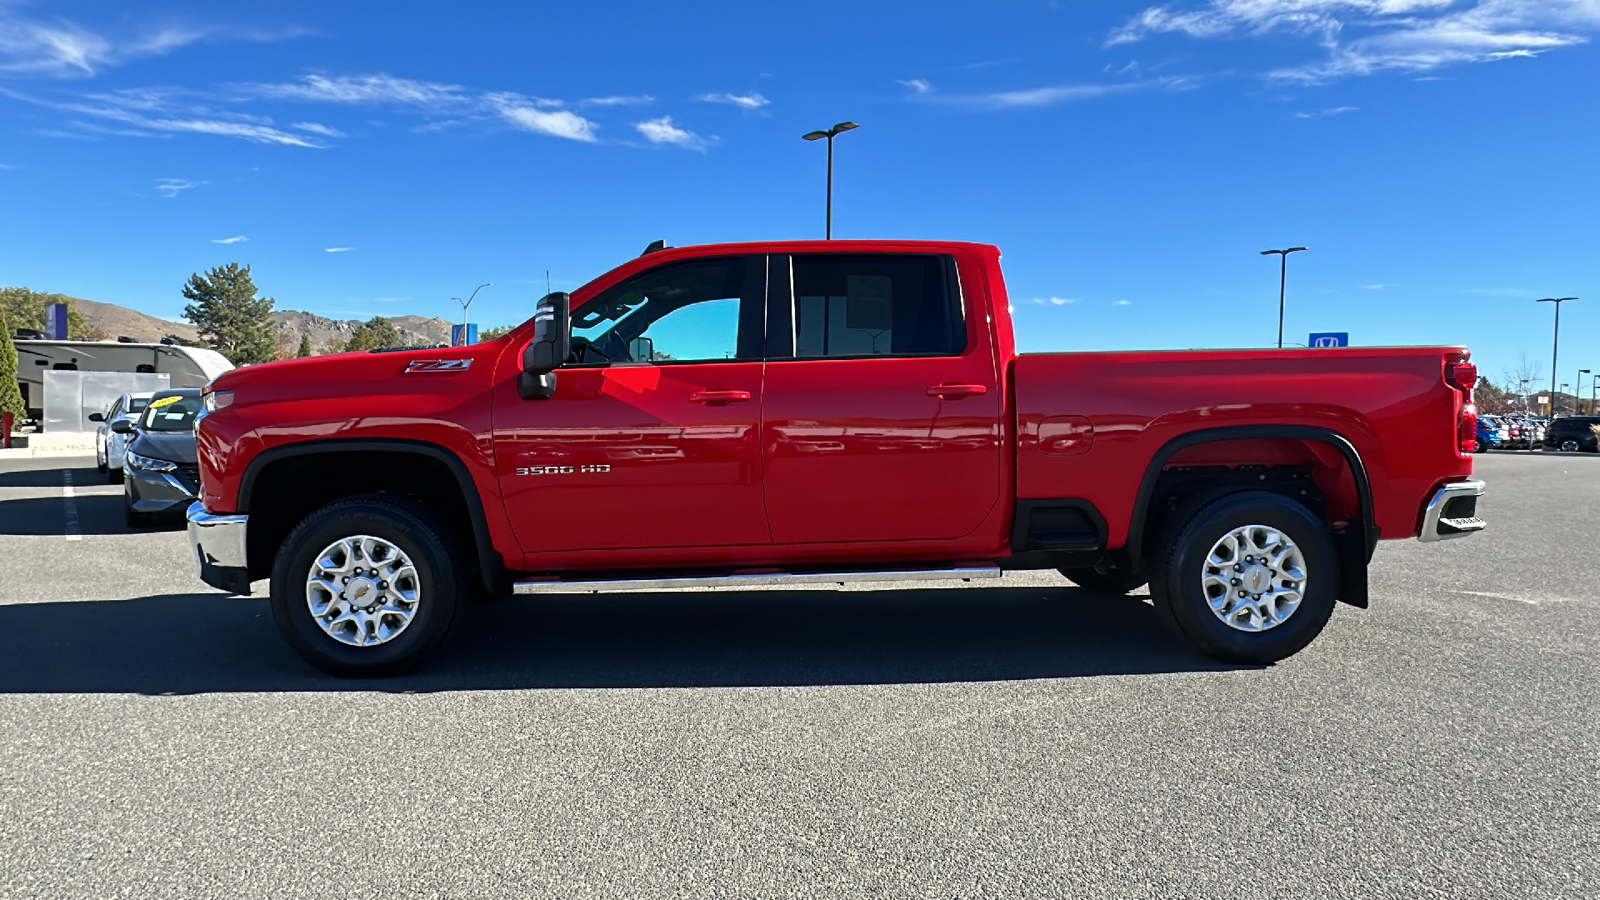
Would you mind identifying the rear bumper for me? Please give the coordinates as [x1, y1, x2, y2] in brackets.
[186, 502, 252, 594]
[1417, 480, 1486, 542]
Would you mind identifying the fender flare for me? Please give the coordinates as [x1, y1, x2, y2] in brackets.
[1125, 425, 1377, 606]
[240, 438, 503, 591]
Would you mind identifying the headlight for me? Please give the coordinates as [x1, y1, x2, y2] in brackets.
[203, 390, 234, 413]
[126, 451, 177, 473]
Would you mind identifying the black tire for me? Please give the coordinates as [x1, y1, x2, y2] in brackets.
[270, 498, 464, 677]
[1149, 491, 1338, 665]
[107, 464, 123, 484]
[1060, 566, 1147, 595]
[96, 441, 108, 473]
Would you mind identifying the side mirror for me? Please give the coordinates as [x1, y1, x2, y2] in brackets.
[110, 419, 135, 435]
[87, 412, 105, 423]
[519, 292, 571, 400]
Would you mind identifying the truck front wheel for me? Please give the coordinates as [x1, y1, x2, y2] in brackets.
[270, 498, 464, 677]
[1150, 491, 1338, 665]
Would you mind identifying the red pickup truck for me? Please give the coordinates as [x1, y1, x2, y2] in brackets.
[187, 240, 1485, 676]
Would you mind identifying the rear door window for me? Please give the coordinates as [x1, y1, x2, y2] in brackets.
[783, 254, 965, 359]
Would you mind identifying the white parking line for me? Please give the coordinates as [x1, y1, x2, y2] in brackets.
[63, 470, 82, 542]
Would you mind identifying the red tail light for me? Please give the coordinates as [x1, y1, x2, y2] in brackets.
[1449, 362, 1478, 455]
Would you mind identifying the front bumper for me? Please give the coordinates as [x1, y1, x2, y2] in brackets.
[126, 463, 199, 517]
[1417, 480, 1486, 542]
[186, 501, 252, 594]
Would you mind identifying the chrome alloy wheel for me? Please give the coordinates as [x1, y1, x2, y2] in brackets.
[1200, 524, 1306, 633]
[306, 535, 421, 647]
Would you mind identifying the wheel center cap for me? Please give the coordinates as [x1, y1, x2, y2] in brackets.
[347, 577, 377, 606]
[1242, 565, 1272, 594]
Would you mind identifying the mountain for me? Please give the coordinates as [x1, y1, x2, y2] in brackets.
[270, 311, 456, 354]
[72, 297, 198, 344]
[68, 296, 458, 354]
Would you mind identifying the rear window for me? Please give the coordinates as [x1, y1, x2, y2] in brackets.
[127, 398, 149, 413]
[790, 254, 965, 358]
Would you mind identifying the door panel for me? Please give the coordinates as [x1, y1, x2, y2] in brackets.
[761, 252, 1003, 545]
[492, 253, 770, 558]
[495, 363, 769, 553]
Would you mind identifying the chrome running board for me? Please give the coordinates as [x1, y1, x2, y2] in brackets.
[512, 565, 1001, 595]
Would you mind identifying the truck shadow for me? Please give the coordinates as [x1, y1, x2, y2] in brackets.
[0, 465, 103, 488]
[0, 586, 1243, 694]
[0, 493, 184, 535]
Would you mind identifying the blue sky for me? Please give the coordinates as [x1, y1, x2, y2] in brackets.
[1, 0, 1597, 387]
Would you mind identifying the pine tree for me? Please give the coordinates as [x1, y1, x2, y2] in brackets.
[340, 317, 404, 353]
[181, 263, 279, 365]
[297, 331, 313, 358]
[0, 312, 27, 419]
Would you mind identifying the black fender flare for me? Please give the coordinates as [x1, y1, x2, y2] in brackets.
[240, 438, 504, 592]
[1126, 425, 1377, 608]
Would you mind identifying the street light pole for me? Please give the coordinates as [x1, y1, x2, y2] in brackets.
[802, 122, 859, 240]
[1261, 247, 1308, 349]
[452, 282, 491, 346]
[1537, 297, 1577, 415]
[1579, 369, 1591, 415]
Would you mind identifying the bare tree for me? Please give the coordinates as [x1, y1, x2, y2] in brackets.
[1501, 352, 1545, 414]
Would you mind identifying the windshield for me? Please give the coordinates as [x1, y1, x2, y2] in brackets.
[141, 393, 201, 432]
[127, 398, 149, 413]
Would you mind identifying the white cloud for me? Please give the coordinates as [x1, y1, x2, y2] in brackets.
[898, 78, 933, 94]
[0, 162, 19, 170]
[246, 74, 468, 109]
[324, 247, 353, 253]
[1294, 105, 1360, 118]
[935, 78, 1183, 109]
[582, 95, 654, 106]
[5, 87, 327, 147]
[1361, 283, 1385, 290]
[1106, 1, 1600, 82]
[291, 121, 345, 138]
[155, 178, 203, 197]
[1049, 297, 1079, 305]
[486, 93, 598, 142]
[699, 92, 769, 109]
[210, 235, 248, 244]
[634, 115, 710, 150]
[1114, 299, 1133, 305]
[0, 12, 300, 78]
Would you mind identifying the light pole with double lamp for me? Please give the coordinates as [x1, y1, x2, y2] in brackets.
[1261, 247, 1308, 349]
[1537, 297, 1577, 414]
[453, 283, 491, 346]
[802, 122, 859, 240]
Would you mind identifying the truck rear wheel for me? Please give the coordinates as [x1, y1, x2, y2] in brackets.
[1059, 566, 1147, 595]
[269, 498, 464, 677]
[1149, 491, 1337, 665]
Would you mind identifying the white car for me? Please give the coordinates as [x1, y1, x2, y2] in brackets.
[90, 391, 155, 483]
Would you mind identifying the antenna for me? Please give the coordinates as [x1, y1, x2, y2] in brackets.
[546, 270, 551, 294]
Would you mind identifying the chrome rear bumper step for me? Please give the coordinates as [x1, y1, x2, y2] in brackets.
[512, 565, 1002, 595]
[1418, 480, 1486, 542]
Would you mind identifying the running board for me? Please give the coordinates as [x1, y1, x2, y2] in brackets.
[512, 566, 1002, 595]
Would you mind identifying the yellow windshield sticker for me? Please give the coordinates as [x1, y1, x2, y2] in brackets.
[149, 395, 183, 409]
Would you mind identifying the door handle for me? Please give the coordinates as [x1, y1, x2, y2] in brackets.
[927, 384, 988, 399]
[689, 390, 753, 404]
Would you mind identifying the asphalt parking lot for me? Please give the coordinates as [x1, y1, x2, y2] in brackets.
[0, 453, 1594, 899]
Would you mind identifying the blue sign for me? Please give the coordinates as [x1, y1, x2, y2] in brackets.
[44, 303, 69, 339]
[1308, 332, 1348, 348]
[451, 324, 478, 347]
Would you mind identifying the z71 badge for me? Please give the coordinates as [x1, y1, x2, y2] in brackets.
[404, 359, 473, 373]
[517, 465, 611, 476]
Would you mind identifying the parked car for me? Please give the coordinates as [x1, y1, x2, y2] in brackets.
[89, 391, 155, 482]
[1543, 416, 1600, 453]
[113, 388, 203, 527]
[1474, 415, 1506, 452]
[186, 239, 1485, 676]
